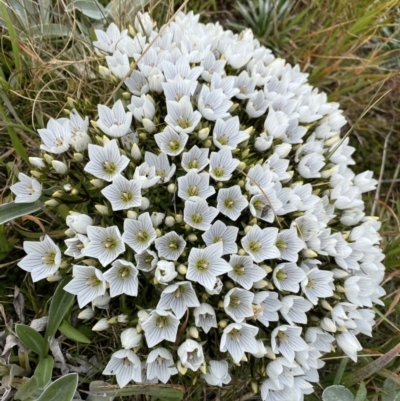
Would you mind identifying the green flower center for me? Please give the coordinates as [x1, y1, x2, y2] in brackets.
[213, 236, 223, 244]
[41, 251, 56, 266]
[178, 116, 190, 129]
[248, 240, 262, 253]
[188, 159, 198, 169]
[174, 286, 186, 298]
[229, 328, 241, 341]
[103, 237, 117, 249]
[213, 166, 225, 178]
[217, 134, 229, 145]
[118, 265, 131, 279]
[168, 240, 178, 250]
[86, 274, 102, 287]
[120, 190, 133, 202]
[224, 198, 235, 209]
[169, 140, 181, 151]
[276, 239, 287, 251]
[187, 186, 199, 197]
[136, 230, 149, 243]
[233, 263, 245, 276]
[145, 254, 154, 264]
[253, 200, 265, 211]
[275, 269, 287, 281]
[306, 278, 316, 288]
[229, 295, 241, 308]
[156, 316, 169, 328]
[103, 161, 117, 174]
[191, 212, 203, 224]
[195, 258, 209, 271]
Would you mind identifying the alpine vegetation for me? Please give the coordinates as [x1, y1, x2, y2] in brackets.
[11, 10, 385, 401]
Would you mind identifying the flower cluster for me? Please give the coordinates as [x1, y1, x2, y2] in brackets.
[12, 11, 385, 400]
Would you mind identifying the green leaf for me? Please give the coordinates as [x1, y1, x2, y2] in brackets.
[87, 381, 114, 401]
[15, 324, 47, 359]
[14, 376, 38, 400]
[65, 0, 106, 20]
[382, 378, 400, 401]
[22, 23, 72, 39]
[86, 383, 184, 400]
[59, 320, 91, 344]
[45, 276, 76, 340]
[36, 373, 78, 401]
[354, 382, 367, 401]
[0, 201, 42, 225]
[322, 385, 354, 401]
[34, 356, 54, 389]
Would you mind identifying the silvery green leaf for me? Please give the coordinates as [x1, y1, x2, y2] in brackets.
[322, 385, 354, 401]
[0, 201, 42, 225]
[382, 378, 400, 401]
[65, 0, 106, 20]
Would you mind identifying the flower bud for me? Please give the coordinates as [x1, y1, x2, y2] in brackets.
[139, 197, 150, 210]
[265, 346, 276, 360]
[155, 229, 162, 237]
[29, 157, 45, 169]
[92, 293, 111, 309]
[236, 161, 246, 172]
[320, 299, 333, 311]
[90, 179, 106, 188]
[108, 316, 119, 324]
[92, 318, 109, 331]
[251, 382, 258, 394]
[189, 326, 199, 339]
[229, 103, 239, 113]
[335, 284, 345, 293]
[118, 314, 129, 323]
[45, 199, 59, 207]
[177, 264, 187, 275]
[175, 214, 183, 223]
[302, 249, 318, 258]
[43, 154, 53, 164]
[136, 324, 142, 333]
[198, 127, 209, 140]
[71, 188, 79, 196]
[168, 183, 176, 193]
[131, 143, 142, 161]
[95, 204, 109, 215]
[60, 261, 69, 269]
[30, 170, 42, 179]
[218, 319, 228, 329]
[73, 153, 84, 162]
[63, 184, 72, 192]
[46, 272, 62, 282]
[199, 363, 207, 375]
[165, 216, 175, 227]
[52, 190, 64, 198]
[238, 248, 246, 256]
[332, 268, 349, 279]
[139, 132, 147, 141]
[121, 328, 142, 349]
[151, 212, 165, 227]
[187, 234, 197, 242]
[252, 280, 268, 289]
[99, 65, 111, 77]
[244, 225, 252, 234]
[177, 361, 187, 375]
[64, 228, 75, 237]
[122, 91, 131, 100]
[127, 211, 138, 220]
[83, 259, 97, 266]
[142, 118, 156, 133]
[225, 281, 234, 290]
[78, 308, 94, 320]
[203, 139, 212, 148]
[320, 317, 336, 332]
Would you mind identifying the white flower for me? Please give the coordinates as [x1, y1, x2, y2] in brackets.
[121, 328, 142, 349]
[336, 331, 362, 362]
[10, 173, 42, 203]
[273, 262, 306, 293]
[201, 52, 226, 81]
[122, 212, 157, 253]
[18, 235, 61, 282]
[157, 281, 200, 319]
[103, 259, 139, 297]
[241, 225, 280, 263]
[301, 268, 334, 305]
[271, 325, 308, 362]
[202, 360, 231, 387]
[150, 212, 165, 227]
[228, 255, 266, 290]
[245, 164, 274, 195]
[145, 152, 176, 184]
[197, 86, 233, 121]
[209, 149, 240, 181]
[38, 118, 70, 154]
[92, 292, 111, 309]
[187, 243, 232, 290]
[97, 100, 132, 138]
[220, 322, 259, 364]
[177, 339, 204, 372]
[64, 234, 89, 259]
[84, 139, 130, 182]
[101, 175, 142, 211]
[280, 295, 313, 325]
[125, 70, 149, 96]
[29, 157, 45, 169]
[181, 146, 209, 173]
[93, 23, 128, 54]
[202, 220, 239, 255]
[154, 127, 189, 156]
[193, 303, 217, 333]
[224, 287, 254, 322]
[68, 109, 91, 151]
[82, 226, 125, 267]
[128, 94, 156, 122]
[344, 276, 375, 307]
[146, 348, 178, 383]
[66, 212, 93, 235]
[212, 117, 249, 150]
[183, 196, 218, 231]
[178, 171, 215, 200]
[217, 185, 249, 221]
[254, 133, 273, 152]
[63, 265, 107, 308]
[102, 349, 142, 387]
[135, 249, 158, 272]
[253, 291, 281, 327]
[106, 50, 130, 79]
[234, 70, 256, 99]
[165, 96, 202, 134]
[141, 309, 180, 348]
[163, 56, 203, 81]
[155, 260, 178, 285]
[155, 231, 186, 261]
[275, 228, 304, 262]
[246, 90, 269, 118]
[249, 192, 283, 223]
[133, 162, 160, 189]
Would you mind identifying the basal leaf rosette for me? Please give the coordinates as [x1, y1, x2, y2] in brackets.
[13, 11, 385, 401]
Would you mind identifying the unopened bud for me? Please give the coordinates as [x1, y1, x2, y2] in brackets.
[177, 264, 187, 275]
[78, 308, 94, 320]
[90, 179, 106, 188]
[45, 199, 59, 207]
[168, 183, 176, 193]
[52, 160, 68, 174]
[244, 225, 252, 234]
[107, 316, 119, 325]
[320, 299, 333, 311]
[251, 382, 258, 394]
[203, 139, 212, 148]
[177, 361, 187, 375]
[165, 216, 175, 227]
[95, 204, 109, 215]
[139, 197, 150, 210]
[73, 153, 84, 162]
[92, 318, 109, 331]
[199, 363, 207, 375]
[218, 319, 228, 329]
[131, 143, 142, 161]
[142, 118, 156, 133]
[187, 234, 197, 242]
[198, 128, 209, 140]
[30, 170, 42, 179]
[189, 326, 199, 339]
[43, 154, 53, 164]
[175, 214, 183, 223]
[238, 248, 246, 256]
[118, 314, 129, 323]
[60, 261, 69, 269]
[71, 188, 79, 196]
[155, 228, 162, 237]
[127, 211, 138, 219]
[302, 249, 318, 258]
[52, 190, 64, 198]
[29, 157, 45, 169]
